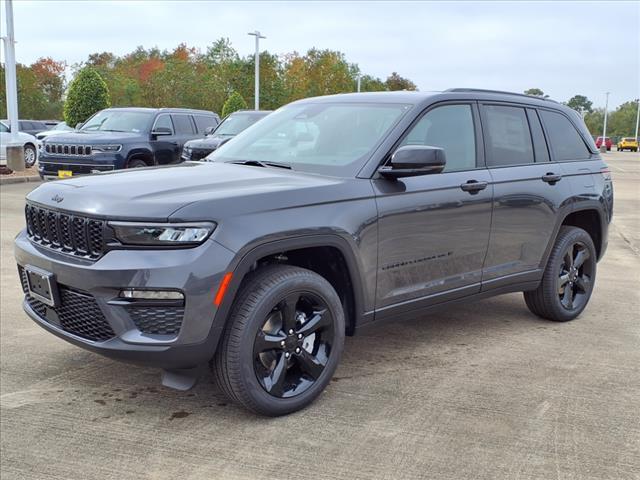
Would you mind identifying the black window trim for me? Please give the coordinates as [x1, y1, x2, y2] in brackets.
[378, 100, 486, 174]
[525, 108, 551, 163]
[536, 107, 594, 163]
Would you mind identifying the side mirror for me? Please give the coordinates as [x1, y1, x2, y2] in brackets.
[204, 126, 216, 136]
[378, 145, 446, 179]
[151, 127, 172, 136]
[75, 122, 84, 130]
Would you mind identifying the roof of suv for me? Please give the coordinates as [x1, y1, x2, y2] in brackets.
[102, 107, 217, 115]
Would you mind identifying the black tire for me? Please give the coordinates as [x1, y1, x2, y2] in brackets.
[524, 226, 597, 322]
[213, 264, 345, 416]
[127, 159, 147, 168]
[24, 143, 36, 168]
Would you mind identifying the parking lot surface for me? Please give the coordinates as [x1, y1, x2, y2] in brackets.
[1, 151, 639, 480]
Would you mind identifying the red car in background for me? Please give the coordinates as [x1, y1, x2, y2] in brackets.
[595, 136, 612, 151]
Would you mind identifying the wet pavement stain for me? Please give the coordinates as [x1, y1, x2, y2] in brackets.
[94, 399, 106, 406]
[169, 411, 190, 420]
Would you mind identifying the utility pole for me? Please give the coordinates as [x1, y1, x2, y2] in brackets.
[635, 98, 640, 140]
[248, 30, 266, 110]
[600, 92, 610, 153]
[2, 0, 24, 171]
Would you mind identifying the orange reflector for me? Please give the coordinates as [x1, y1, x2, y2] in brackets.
[214, 272, 233, 306]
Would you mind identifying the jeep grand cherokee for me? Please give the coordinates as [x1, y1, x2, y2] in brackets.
[15, 89, 613, 416]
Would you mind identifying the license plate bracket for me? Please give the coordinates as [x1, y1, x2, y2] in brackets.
[25, 265, 59, 307]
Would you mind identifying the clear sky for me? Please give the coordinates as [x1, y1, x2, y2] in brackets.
[1, 0, 638, 109]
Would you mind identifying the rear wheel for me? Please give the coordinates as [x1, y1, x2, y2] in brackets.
[213, 264, 345, 416]
[524, 226, 596, 322]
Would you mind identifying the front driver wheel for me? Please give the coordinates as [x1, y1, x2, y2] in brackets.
[524, 226, 596, 322]
[24, 144, 36, 168]
[213, 264, 345, 416]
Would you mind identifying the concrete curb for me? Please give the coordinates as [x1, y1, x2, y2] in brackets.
[0, 175, 41, 186]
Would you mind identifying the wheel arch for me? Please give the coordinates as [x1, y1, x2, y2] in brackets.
[541, 205, 607, 268]
[126, 148, 154, 167]
[215, 235, 368, 337]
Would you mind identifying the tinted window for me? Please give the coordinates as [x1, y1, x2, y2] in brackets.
[154, 114, 174, 134]
[0, 122, 8, 133]
[19, 121, 29, 130]
[82, 110, 153, 133]
[484, 105, 534, 166]
[400, 104, 476, 172]
[194, 115, 217, 134]
[526, 109, 550, 162]
[171, 114, 194, 135]
[539, 110, 590, 161]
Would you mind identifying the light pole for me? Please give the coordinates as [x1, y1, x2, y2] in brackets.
[2, 0, 24, 171]
[356, 74, 361, 93]
[248, 30, 266, 110]
[600, 92, 610, 153]
[635, 98, 639, 141]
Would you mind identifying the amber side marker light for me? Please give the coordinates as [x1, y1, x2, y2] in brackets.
[215, 272, 233, 306]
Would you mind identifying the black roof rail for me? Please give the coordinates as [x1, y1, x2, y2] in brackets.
[445, 88, 559, 103]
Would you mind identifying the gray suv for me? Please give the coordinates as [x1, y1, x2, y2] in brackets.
[15, 89, 613, 416]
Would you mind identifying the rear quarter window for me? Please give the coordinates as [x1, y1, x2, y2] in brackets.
[539, 110, 591, 161]
[194, 115, 218, 134]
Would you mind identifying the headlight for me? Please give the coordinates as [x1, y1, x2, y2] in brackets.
[109, 222, 216, 246]
[92, 144, 122, 152]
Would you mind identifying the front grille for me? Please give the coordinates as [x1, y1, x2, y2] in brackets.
[128, 306, 184, 335]
[19, 266, 115, 342]
[45, 143, 92, 156]
[25, 203, 106, 259]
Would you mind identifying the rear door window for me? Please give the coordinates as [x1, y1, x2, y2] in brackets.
[483, 105, 534, 167]
[526, 109, 550, 162]
[171, 114, 195, 135]
[539, 110, 591, 161]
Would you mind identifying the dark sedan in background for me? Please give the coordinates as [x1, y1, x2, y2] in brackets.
[181, 110, 271, 161]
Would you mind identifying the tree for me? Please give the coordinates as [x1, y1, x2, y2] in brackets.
[64, 67, 111, 127]
[385, 72, 417, 91]
[566, 95, 593, 114]
[524, 88, 549, 98]
[222, 92, 248, 117]
[608, 100, 640, 137]
[584, 108, 604, 137]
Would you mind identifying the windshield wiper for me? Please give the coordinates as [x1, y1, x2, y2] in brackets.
[230, 160, 292, 170]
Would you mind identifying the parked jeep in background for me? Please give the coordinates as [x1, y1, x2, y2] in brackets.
[15, 89, 613, 416]
[37, 107, 220, 179]
[181, 110, 271, 161]
[617, 137, 638, 152]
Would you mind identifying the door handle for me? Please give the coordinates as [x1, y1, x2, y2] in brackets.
[460, 180, 488, 194]
[542, 172, 562, 184]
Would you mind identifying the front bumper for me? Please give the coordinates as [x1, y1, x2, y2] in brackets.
[15, 230, 236, 369]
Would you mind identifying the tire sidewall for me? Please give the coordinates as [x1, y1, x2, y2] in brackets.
[24, 144, 36, 167]
[233, 271, 345, 415]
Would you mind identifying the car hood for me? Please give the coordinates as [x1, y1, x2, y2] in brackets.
[42, 131, 142, 144]
[184, 135, 229, 149]
[26, 162, 357, 221]
[37, 130, 71, 139]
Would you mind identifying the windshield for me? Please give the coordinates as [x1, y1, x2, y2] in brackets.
[209, 102, 410, 176]
[81, 110, 152, 133]
[215, 114, 265, 136]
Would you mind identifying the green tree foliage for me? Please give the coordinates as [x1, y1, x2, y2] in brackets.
[0, 57, 66, 119]
[385, 72, 417, 91]
[64, 67, 111, 127]
[583, 101, 639, 138]
[566, 95, 593, 114]
[222, 92, 248, 117]
[524, 88, 549, 98]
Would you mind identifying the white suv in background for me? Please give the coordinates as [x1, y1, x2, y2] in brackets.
[0, 121, 38, 168]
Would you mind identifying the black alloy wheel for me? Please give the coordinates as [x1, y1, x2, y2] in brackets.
[557, 241, 593, 312]
[253, 291, 334, 398]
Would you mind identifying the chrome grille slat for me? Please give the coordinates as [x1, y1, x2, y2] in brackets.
[24, 204, 105, 259]
[43, 144, 94, 156]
